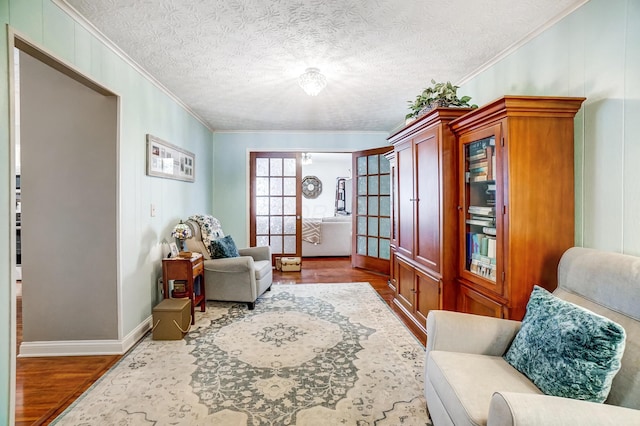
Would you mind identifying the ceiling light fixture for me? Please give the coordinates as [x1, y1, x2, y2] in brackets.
[298, 68, 327, 96]
[301, 153, 312, 165]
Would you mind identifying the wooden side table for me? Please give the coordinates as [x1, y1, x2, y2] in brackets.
[162, 253, 206, 324]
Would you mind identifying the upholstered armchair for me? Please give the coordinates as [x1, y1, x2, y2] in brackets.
[424, 247, 640, 426]
[183, 216, 272, 309]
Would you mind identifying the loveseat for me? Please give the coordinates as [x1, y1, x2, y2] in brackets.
[301, 216, 352, 257]
[424, 247, 640, 426]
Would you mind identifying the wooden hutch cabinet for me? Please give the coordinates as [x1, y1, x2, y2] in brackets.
[387, 108, 471, 338]
[450, 96, 585, 320]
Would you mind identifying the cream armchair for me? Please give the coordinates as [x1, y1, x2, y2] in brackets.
[184, 219, 272, 310]
[424, 247, 640, 426]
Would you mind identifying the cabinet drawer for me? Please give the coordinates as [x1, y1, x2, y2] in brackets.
[458, 284, 503, 318]
[192, 261, 204, 276]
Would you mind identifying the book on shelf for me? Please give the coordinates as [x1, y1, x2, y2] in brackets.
[468, 137, 495, 168]
[468, 152, 486, 162]
[468, 205, 495, 215]
[486, 236, 496, 258]
[476, 262, 497, 280]
[466, 231, 497, 281]
[480, 236, 489, 257]
[469, 256, 496, 280]
[483, 226, 497, 236]
[467, 218, 494, 226]
[471, 215, 495, 222]
[469, 165, 489, 174]
[468, 138, 491, 157]
[470, 174, 489, 182]
[469, 159, 489, 169]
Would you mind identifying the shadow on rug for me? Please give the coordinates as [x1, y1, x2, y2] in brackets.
[53, 283, 432, 425]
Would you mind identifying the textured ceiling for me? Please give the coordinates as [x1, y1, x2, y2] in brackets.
[63, 0, 585, 132]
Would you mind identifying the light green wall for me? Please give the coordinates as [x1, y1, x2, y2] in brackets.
[0, 1, 213, 423]
[2, 0, 638, 422]
[459, 0, 640, 256]
[0, 0, 10, 423]
[212, 132, 388, 247]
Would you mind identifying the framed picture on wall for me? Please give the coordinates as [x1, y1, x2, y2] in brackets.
[146, 134, 195, 182]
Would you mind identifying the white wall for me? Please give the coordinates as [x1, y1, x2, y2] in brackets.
[301, 152, 351, 218]
[20, 50, 119, 342]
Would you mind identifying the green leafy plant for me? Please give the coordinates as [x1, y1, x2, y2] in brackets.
[406, 79, 477, 119]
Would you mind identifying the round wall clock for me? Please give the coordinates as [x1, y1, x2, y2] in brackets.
[302, 175, 322, 198]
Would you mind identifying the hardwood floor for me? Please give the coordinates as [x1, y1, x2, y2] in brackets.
[15, 257, 425, 425]
[15, 282, 120, 426]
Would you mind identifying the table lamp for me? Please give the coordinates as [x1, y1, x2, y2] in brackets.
[171, 220, 192, 252]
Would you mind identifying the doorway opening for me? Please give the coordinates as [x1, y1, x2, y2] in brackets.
[10, 32, 119, 423]
[248, 150, 391, 276]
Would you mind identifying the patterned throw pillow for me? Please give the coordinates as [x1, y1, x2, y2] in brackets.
[209, 235, 240, 259]
[189, 214, 224, 257]
[504, 286, 626, 403]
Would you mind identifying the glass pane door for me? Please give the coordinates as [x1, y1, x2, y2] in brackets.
[250, 153, 301, 260]
[463, 136, 497, 281]
[352, 147, 392, 275]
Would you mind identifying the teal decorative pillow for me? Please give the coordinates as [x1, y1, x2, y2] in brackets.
[209, 235, 240, 259]
[504, 286, 626, 403]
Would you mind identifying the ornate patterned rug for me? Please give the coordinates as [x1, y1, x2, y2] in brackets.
[53, 283, 431, 425]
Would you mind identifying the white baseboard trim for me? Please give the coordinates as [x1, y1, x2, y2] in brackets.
[18, 316, 152, 357]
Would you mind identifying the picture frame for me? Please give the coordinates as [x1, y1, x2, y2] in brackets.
[146, 134, 195, 182]
[169, 242, 180, 258]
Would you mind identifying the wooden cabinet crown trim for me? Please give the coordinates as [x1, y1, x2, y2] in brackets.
[388, 107, 473, 144]
[449, 95, 586, 134]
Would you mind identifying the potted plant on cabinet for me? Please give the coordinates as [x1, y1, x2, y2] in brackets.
[405, 79, 477, 122]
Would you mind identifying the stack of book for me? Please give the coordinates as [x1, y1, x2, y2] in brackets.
[466, 232, 497, 281]
[466, 137, 496, 182]
[467, 205, 495, 227]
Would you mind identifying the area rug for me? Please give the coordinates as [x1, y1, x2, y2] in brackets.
[53, 283, 431, 425]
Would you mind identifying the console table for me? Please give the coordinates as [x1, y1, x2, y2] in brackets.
[162, 253, 206, 324]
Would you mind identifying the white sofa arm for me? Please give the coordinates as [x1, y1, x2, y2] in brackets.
[488, 392, 640, 426]
[238, 246, 271, 262]
[426, 310, 521, 356]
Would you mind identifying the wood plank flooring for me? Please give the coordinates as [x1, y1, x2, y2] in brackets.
[15, 257, 425, 425]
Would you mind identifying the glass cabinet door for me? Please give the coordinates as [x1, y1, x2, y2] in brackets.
[462, 134, 497, 282]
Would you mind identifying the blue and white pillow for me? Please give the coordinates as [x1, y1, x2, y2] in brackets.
[504, 286, 626, 403]
[209, 235, 239, 259]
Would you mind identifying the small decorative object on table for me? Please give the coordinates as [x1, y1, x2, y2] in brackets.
[169, 242, 179, 258]
[171, 220, 192, 252]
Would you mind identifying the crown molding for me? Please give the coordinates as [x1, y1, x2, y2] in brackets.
[213, 130, 389, 135]
[54, 0, 214, 132]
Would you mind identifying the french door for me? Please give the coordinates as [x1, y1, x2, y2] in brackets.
[249, 152, 302, 261]
[352, 147, 393, 275]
